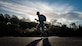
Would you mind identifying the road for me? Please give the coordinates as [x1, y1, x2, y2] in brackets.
[0, 36, 82, 46]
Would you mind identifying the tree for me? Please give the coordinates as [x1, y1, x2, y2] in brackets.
[4, 14, 11, 24]
[10, 15, 19, 25]
[50, 19, 57, 25]
[70, 23, 77, 30]
[0, 14, 4, 22]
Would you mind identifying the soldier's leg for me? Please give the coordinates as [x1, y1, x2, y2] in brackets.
[41, 24, 44, 33]
[36, 23, 41, 34]
[41, 24, 47, 36]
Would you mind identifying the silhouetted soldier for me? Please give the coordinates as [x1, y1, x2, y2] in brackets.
[35, 11, 47, 36]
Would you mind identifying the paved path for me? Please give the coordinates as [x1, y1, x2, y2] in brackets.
[0, 36, 82, 46]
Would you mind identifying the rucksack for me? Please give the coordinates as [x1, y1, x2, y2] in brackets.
[40, 15, 46, 21]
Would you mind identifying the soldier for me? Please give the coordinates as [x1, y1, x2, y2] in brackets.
[35, 11, 47, 36]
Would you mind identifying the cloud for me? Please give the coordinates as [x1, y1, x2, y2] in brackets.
[60, 12, 82, 23]
[0, 0, 82, 24]
[0, 0, 53, 21]
[0, 1, 37, 14]
[62, 12, 82, 20]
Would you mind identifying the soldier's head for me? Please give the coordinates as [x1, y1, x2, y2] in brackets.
[36, 11, 40, 15]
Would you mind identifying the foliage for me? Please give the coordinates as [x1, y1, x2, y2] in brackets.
[0, 13, 82, 37]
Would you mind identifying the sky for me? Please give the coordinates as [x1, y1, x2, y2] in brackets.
[0, 0, 82, 25]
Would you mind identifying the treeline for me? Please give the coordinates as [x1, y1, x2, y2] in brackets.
[0, 13, 82, 37]
[0, 13, 37, 37]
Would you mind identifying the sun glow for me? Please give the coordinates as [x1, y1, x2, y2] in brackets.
[0, 0, 76, 24]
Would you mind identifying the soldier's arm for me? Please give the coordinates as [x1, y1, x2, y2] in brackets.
[35, 18, 39, 22]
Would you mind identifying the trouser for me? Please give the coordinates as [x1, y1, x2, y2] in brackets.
[36, 23, 45, 34]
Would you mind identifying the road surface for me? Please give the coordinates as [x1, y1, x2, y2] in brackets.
[0, 36, 82, 46]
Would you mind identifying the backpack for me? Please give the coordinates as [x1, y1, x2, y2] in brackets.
[40, 15, 46, 21]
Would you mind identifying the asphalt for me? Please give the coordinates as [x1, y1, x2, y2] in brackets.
[0, 36, 82, 46]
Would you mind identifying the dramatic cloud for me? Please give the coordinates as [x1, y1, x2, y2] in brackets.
[0, 0, 82, 24]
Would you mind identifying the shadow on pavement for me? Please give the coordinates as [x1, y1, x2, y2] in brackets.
[27, 37, 51, 46]
[27, 38, 42, 46]
[43, 38, 51, 46]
